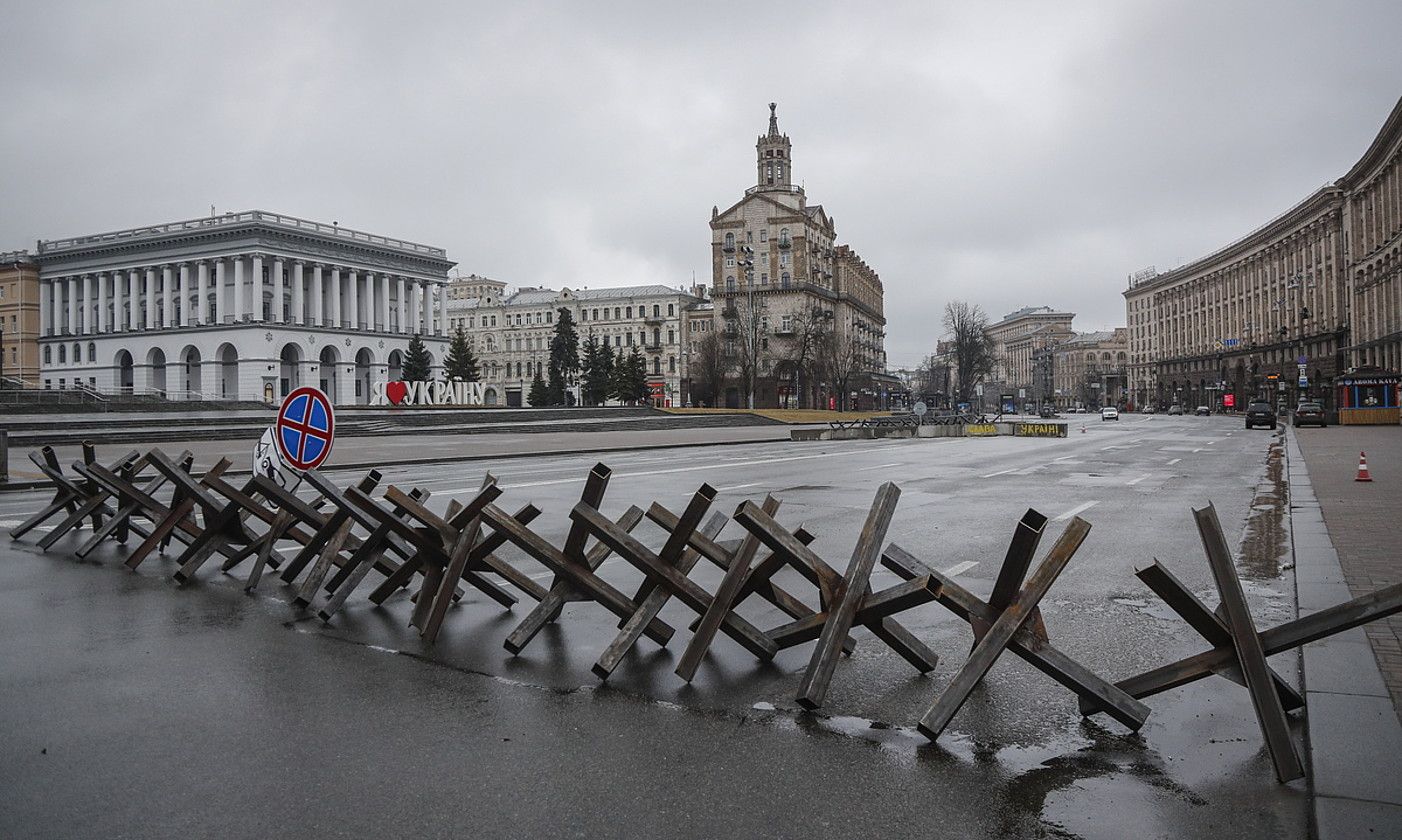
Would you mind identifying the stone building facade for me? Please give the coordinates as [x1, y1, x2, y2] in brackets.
[1124, 95, 1402, 411]
[1052, 329, 1129, 410]
[708, 104, 887, 409]
[1, 250, 42, 384]
[984, 306, 1075, 403]
[445, 284, 700, 407]
[447, 273, 506, 302]
[33, 210, 452, 403]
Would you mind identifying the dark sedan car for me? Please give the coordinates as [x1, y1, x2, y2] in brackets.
[1293, 402, 1327, 427]
[1245, 401, 1277, 429]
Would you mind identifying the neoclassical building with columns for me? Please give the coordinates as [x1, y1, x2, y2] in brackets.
[34, 210, 453, 404]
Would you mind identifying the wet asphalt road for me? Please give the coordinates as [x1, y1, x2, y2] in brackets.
[0, 413, 1308, 839]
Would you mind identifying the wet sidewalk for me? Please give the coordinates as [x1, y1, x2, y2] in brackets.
[1292, 423, 1402, 720]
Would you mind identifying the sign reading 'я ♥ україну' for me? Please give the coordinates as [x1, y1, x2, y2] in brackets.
[370, 380, 487, 406]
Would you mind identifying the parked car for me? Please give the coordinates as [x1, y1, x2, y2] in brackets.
[1293, 402, 1326, 427]
[1167, 405, 1184, 415]
[1100, 406, 1119, 421]
[1245, 401, 1277, 429]
[1194, 406, 1211, 416]
[1038, 405, 1057, 418]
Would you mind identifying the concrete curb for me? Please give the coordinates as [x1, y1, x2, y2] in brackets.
[0, 431, 797, 494]
[1285, 429, 1402, 837]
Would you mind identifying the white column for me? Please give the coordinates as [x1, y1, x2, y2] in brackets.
[67, 277, 79, 335]
[330, 266, 342, 328]
[97, 273, 108, 333]
[293, 261, 305, 325]
[420, 280, 431, 335]
[161, 266, 173, 328]
[52, 278, 63, 336]
[112, 271, 123, 332]
[232, 257, 244, 322]
[312, 264, 324, 326]
[410, 282, 421, 334]
[214, 260, 227, 323]
[179, 264, 191, 327]
[348, 269, 360, 330]
[272, 258, 285, 323]
[127, 270, 140, 330]
[432, 282, 442, 336]
[379, 274, 390, 332]
[252, 254, 264, 322]
[363, 271, 375, 330]
[397, 277, 407, 334]
[198, 262, 210, 324]
[81, 275, 92, 334]
[144, 268, 157, 329]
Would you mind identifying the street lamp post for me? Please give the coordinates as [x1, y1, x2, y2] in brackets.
[736, 245, 758, 409]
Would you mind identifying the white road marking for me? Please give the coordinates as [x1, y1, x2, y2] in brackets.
[1167, 458, 1181, 466]
[856, 463, 902, 472]
[716, 482, 760, 491]
[1127, 474, 1151, 485]
[1053, 501, 1099, 521]
[943, 560, 979, 577]
[436, 445, 903, 495]
[1053, 455, 1076, 462]
[981, 469, 1015, 479]
[1192, 448, 1203, 453]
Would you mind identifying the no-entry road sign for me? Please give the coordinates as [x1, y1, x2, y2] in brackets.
[275, 387, 335, 472]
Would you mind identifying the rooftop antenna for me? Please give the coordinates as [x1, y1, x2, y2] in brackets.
[210, 204, 216, 218]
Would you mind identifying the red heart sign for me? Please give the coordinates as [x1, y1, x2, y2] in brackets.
[386, 381, 409, 405]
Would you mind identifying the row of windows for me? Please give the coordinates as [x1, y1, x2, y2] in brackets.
[493, 355, 680, 379]
[724, 229, 792, 247]
[724, 274, 791, 291]
[448, 303, 680, 333]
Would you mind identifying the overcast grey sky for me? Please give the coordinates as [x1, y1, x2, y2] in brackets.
[3, 1, 1399, 366]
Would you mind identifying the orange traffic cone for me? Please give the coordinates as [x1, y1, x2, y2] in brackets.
[1356, 451, 1373, 482]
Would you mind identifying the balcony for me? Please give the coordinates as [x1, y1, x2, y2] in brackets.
[777, 238, 792, 249]
[644, 316, 664, 326]
[721, 243, 735, 253]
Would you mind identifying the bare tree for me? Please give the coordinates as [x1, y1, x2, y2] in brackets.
[912, 352, 952, 404]
[775, 305, 831, 408]
[819, 327, 863, 411]
[942, 301, 995, 403]
[721, 293, 767, 409]
[688, 331, 726, 408]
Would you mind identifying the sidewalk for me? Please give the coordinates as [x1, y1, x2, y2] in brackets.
[1293, 424, 1402, 721]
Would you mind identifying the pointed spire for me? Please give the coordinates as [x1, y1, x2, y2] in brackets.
[768, 102, 780, 137]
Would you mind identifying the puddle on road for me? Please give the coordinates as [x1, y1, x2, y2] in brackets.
[1238, 435, 1288, 580]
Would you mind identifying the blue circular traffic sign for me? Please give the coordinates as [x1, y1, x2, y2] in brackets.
[276, 387, 335, 472]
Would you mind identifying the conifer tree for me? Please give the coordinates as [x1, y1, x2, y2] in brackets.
[528, 370, 549, 407]
[547, 307, 580, 405]
[402, 334, 432, 382]
[444, 325, 480, 382]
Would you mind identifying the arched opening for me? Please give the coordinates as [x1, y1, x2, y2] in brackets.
[319, 345, 340, 404]
[279, 343, 302, 398]
[483, 387, 498, 406]
[388, 349, 404, 382]
[114, 349, 134, 393]
[355, 348, 375, 405]
[181, 346, 203, 397]
[217, 343, 238, 399]
[147, 347, 167, 396]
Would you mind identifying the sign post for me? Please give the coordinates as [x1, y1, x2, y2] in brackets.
[259, 387, 336, 488]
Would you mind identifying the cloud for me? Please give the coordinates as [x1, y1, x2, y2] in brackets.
[2, 0, 1399, 367]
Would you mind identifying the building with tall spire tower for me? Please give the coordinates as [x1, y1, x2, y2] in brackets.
[708, 104, 889, 409]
